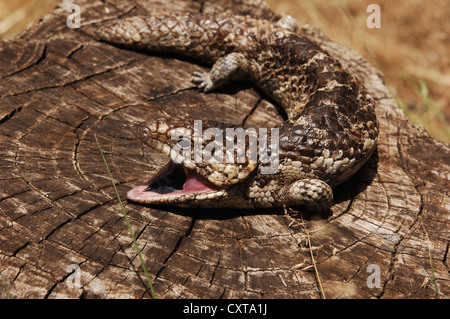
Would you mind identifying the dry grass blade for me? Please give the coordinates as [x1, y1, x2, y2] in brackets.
[421, 224, 440, 298]
[0, 270, 14, 299]
[285, 205, 326, 299]
[299, 214, 326, 299]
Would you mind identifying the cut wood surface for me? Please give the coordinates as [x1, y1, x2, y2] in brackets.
[0, 0, 448, 299]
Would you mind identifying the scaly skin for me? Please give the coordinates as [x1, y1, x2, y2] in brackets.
[95, 12, 378, 211]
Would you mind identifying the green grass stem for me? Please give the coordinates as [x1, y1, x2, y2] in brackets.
[95, 134, 157, 299]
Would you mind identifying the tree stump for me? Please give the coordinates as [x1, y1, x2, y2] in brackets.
[0, 0, 448, 299]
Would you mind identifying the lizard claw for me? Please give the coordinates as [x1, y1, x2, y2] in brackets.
[192, 71, 214, 92]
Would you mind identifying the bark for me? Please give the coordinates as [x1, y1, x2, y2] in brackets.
[0, 0, 448, 299]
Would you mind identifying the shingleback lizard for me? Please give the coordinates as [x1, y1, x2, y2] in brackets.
[95, 12, 378, 212]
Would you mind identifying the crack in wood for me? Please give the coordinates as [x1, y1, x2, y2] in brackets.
[0, 106, 23, 125]
[0, 42, 47, 80]
[1, 59, 137, 101]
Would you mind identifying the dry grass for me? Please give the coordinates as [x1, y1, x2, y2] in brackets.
[0, 0, 61, 38]
[1, 0, 449, 143]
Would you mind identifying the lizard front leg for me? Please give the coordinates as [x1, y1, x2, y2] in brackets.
[192, 52, 250, 92]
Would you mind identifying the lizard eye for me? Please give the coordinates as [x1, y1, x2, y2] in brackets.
[176, 137, 191, 149]
[142, 127, 150, 137]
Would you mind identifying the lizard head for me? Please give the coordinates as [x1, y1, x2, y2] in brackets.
[126, 117, 259, 206]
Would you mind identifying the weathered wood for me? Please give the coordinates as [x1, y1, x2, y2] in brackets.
[0, 0, 448, 299]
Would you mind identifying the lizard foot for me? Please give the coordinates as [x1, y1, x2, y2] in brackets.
[192, 71, 214, 92]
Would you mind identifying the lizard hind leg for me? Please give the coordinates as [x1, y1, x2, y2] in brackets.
[280, 178, 333, 212]
[192, 52, 250, 92]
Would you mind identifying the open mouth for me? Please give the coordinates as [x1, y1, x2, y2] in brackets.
[127, 161, 218, 204]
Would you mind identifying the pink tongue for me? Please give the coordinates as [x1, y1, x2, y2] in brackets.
[183, 171, 214, 192]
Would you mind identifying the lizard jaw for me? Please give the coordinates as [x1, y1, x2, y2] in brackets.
[127, 161, 221, 205]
